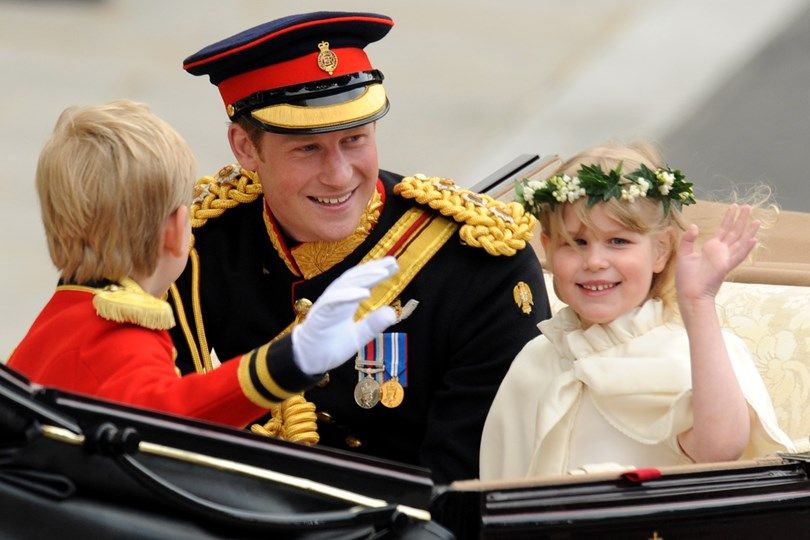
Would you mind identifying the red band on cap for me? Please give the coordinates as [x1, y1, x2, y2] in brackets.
[218, 47, 372, 106]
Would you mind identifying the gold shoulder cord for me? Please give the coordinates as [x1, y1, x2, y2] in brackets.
[250, 395, 318, 444]
[393, 174, 536, 256]
[170, 166, 319, 444]
[172, 165, 262, 374]
[249, 301, 317, 444]
[169, 245, 206, 373]
[190, 165, 262, 228]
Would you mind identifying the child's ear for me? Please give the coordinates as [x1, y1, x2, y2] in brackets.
[228, 123, 260, 171]
[653, 230, 673, 273]
[540, 233, 551, 250]
[540, 233, 554, 263]
[163, 206, 189, 257]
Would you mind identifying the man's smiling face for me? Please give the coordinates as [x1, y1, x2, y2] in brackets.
[245, 122, 379, 242]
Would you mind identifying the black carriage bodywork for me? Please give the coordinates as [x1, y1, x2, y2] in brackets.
[0, 363, 450, 539]
[431, 458, 810, 538]
[5, 361, 810, 539]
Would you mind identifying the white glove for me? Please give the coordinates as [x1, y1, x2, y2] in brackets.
[292, 257, 399, 375]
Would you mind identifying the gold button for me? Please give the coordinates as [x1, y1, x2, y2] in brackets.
[293, 298, 313, 324]
[345, 436, 362, 448]
[316, 411, 333, 424]
[317, 373, 330, 387]
[294, 298, 313, 316]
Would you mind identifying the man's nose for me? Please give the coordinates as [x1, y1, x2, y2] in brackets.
[319, 149, 352, 187]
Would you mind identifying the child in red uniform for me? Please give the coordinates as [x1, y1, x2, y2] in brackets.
[8, 100, 397, 431]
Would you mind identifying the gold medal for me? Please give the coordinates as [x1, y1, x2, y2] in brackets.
[354, 377, 381, 409]
[380, 378, 404, 408]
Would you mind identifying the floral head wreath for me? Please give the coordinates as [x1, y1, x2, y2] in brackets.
[516, 162, 696, 217]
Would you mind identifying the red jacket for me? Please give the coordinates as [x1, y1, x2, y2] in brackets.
[8, 287, 316, 427]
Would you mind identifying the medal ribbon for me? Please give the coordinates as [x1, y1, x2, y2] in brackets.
[379, 332, 407, 387]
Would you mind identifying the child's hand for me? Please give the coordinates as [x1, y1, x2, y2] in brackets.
[676, 204, 759, 302]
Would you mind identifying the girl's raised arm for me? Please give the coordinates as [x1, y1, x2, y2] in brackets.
[676, 204, 759, 462]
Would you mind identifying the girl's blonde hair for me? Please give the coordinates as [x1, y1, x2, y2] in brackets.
[539, 141, 687, 312]
[36, 100, 196, 283]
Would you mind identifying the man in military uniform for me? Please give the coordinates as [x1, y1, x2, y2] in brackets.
[170, 11, 551, 483]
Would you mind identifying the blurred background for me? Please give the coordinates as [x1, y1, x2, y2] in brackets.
[2, 0, 809, 359]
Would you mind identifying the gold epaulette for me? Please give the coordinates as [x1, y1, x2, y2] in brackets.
[190, 164, 263, 228]
[393, 174, 537, 256]
[92, 277, 175, 330]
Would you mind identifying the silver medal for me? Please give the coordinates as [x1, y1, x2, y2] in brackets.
[354, 376, 381, 409]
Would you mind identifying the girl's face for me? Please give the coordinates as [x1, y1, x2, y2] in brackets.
[544, 202, 669, 329]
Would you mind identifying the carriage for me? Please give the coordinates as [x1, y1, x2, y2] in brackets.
[3, 155, 809, 538]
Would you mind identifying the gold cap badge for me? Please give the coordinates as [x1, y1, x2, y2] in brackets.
[513, 281, 533, 315]
[317, 41, 338, 75]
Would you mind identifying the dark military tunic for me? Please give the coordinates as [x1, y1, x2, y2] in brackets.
[169, 169, 551, 483]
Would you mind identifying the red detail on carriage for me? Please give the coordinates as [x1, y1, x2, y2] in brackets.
[621, 468, 662, 483]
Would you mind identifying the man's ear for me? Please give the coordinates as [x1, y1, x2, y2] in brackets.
[163, 205, 189, 257]
[228, 123, 260, 171]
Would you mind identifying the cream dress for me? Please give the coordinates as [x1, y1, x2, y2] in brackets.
[480, 299, 795, 481]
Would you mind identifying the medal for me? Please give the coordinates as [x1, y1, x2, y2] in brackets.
[355, 332, 408, 409]
[380, 379, 404, 408]
[380, 332, 405, 408]
[354, 344, 383, 409]
[354, 376, 381, 409]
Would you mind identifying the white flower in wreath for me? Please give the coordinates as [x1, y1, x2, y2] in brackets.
[636, 178, 650, 193]
[656, 169, 675, 195]
[527, 179, 545, 191]
[620, 183, 646, 202]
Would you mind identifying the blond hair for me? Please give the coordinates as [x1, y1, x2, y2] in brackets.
[539, 141, 686, 312]
[36, 100, 196, 283]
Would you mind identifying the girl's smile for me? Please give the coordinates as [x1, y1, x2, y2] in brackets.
[544, 202, 670, 329]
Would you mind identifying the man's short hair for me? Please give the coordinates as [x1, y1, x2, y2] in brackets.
[233, 116, 265, 154]
[36, 99, 196, 283]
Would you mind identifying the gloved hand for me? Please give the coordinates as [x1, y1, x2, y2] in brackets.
[292, 257, 399, 375]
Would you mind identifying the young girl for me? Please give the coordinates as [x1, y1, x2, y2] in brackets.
[479, 142, 794, 480]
